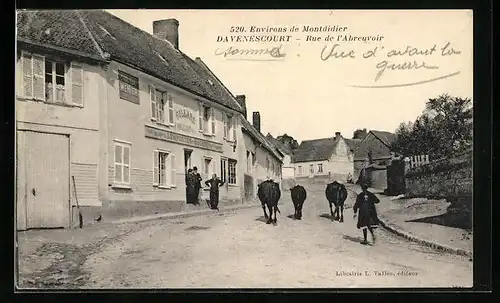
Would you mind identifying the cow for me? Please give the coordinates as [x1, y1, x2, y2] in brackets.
[290, 185, 307, 220]
[325, 180, 348, 222]
[257, 179, 281, 225]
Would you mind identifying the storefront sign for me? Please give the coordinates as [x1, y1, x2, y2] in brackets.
[175, 108, 196, 124]
[145, 125, 223, 153]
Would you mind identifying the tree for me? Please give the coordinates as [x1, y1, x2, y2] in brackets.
[352, 128, 368, 139]
[391, 94, 472, 160]
[276, 133, 299, 150]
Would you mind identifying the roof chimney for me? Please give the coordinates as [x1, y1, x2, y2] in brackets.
[153, 19, 179, 49]
[235, 95, 247, 119]
[335, 132, 341, 139]
[252, 112, 261, 133]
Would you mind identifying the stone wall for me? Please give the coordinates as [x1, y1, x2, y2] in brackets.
[405, 149, 472, 211]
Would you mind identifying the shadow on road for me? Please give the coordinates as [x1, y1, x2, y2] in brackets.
[342, 234, 365, 244]
[407, 211, 472, 231]
[254, 216, 268, 223]
[287, 214, 297, 220]
[318, 213, 335, 221]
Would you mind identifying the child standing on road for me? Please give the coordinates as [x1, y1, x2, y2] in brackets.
[353, 183, 380, 245]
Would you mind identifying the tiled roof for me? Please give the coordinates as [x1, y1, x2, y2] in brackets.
[16, 10, 105, 60]
[370, 130, 396, 147]
[344, 138, 362, 152]
[241, 119, 283, 162]
[265, 134, 293, 155]
[292, 137, 339, 163]
[16, 10, 244, 114]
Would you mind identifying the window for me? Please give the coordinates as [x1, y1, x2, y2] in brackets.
[118, 70, 139, 104]
[220, 158, 227, 183]
[203, 157, 213, 180]
[150, 86, 174, 125]
[153, 150, 176, 187]
[199, 105, 215, 135]
[266, 157, 270, 175]
[318, 163, 323, 173]
[45, 60, 66, 102]
[298, 166, 302, 176]
[224, 114, 236, 141]
[114, 141, 131, 186]
[310, 164, 314, 174]
[228, 159, 237, 185]
[20, 52, 84, 105]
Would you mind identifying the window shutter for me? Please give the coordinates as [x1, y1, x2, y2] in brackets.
[150, 85, 157, 120]
[22, 53, 33, 98]
[71, 63, 84, 106]
[32, 55, 45, 100]
[170, 153, 176, 186]
[198, 103, 203, 132]
[210, 108, 216, 135]
[168, 93, 174, 125]
[153, 150, 159, 185]
[232, 117, 237, 141]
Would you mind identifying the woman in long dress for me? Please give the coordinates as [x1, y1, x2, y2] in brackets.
[353, 183, 380, 245]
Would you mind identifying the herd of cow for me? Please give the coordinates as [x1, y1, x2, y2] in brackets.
[257, 179, 348, 225]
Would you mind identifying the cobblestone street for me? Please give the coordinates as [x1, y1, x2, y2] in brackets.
[18, 184, 472, 289]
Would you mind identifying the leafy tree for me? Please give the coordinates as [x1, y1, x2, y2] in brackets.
[391, 94, 472, 160]
[352, 128, 368, 139]
[276, 133, 299, 150]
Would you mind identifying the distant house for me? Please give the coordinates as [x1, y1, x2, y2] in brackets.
[292, 132, 354, 182]
[354, 130, 397, 189]
[241, 110, 284, 201]
[265, 133, 295, 179]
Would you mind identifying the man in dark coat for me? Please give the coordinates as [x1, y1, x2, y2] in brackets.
[205, 173, 224, 210]
[192, 166, 202, 205]
[185, 168, 196, 204]
[353, 183, 380, 245]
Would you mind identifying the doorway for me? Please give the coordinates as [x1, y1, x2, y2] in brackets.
[184, 149, 193, 202]
[17, 130, 70, 230]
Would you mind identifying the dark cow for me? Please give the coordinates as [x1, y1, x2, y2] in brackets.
[257, 179, 281, 225]
[290, 185, 307, 220]
[325, 181, 348, 222]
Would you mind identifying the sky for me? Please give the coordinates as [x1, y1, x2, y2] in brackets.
[107, 9, 473, 143]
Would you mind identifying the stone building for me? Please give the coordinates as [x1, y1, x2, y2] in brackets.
[15, 10, 282, 229]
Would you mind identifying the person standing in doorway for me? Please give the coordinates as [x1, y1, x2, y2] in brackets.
[353, 183, 380, 245]
[205, 173, 224, 210]
[185, 168, 195, 204]
[192, 166, 202, 205]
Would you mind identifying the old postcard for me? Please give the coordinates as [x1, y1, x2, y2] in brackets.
[15, 9, 473, 289]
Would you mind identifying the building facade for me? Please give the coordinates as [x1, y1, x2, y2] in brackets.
[16, 10, 111, 229]
[293, 132, 355, 182]
[265, 134, 295, 180]
[15, 10, 281, 230]
[241, 113, 284, 200]
[353, 130, 396, 189]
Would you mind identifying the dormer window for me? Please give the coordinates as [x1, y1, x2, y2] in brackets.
[207, 79, 214, 86]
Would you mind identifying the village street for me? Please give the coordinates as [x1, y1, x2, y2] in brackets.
[18, 183, 472, 289]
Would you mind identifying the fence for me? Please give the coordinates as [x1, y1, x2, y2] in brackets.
[405, 154, 430, 170]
